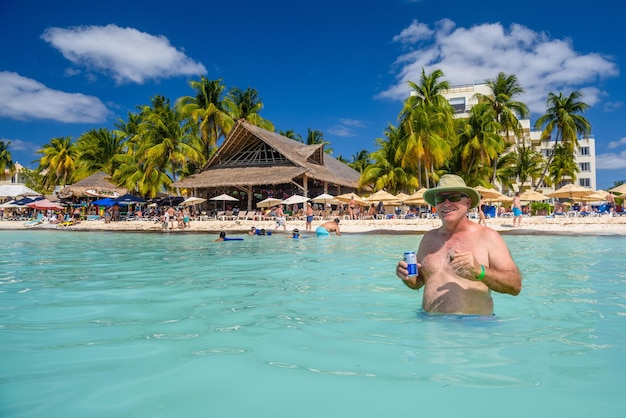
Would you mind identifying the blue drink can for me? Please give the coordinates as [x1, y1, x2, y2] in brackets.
[404, 251, 418, 277]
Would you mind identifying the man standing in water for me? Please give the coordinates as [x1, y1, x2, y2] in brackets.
[395, 175, 521, 315]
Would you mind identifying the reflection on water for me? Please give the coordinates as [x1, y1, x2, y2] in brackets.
[1, 230, 625, 417]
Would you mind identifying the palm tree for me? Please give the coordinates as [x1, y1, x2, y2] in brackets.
[476, 72, 529, 184]
[119, 96, 203, 197]
[534, 91, 591, 189]
[224, 87, 274, 131]
[176, 76, 234, 158]
[549, 143, 579, 186]
[0, 140, 15, 174]
[348, 150, 371, 173]
[497, 145, 545, 190]
[278, 129, 302, 141]
[36, 136, 78, 188]
[457, 102, 504, 180]
[399, 68, 456, 188]
[305, 128, 333, 154]
[359, 124, 418, 193]
[74, 128, 126, 179]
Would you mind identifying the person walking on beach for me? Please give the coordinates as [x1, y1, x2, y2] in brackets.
[395, 174, 521, 316]
[512, 192, 522, 227]
[316, 218, 341, 236]
[305, 203, 313, 232]
[274, 205, 287, 231]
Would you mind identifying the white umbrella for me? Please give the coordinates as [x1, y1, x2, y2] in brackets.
[282, 194, 310, 205]
[181, 197, 207, 206]
[256, 197, 283, 208]
[311, 193, 339, 205]
[209, 193, 238, 210]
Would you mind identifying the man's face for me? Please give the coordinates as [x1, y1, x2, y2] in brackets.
[435, 192, 471, 219]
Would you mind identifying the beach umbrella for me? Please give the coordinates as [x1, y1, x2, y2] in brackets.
[27, 198, 64, 211]
[256, 197, 283, 208]
[581, 190, 608, 202]
[0, 184, 41, 198]
[366, 190, 398, 203]
[518, 189, 549, 201]
[152, 196, 185, 207]
[474, 185, 503, 200]
[335, 193, 369, 206]
[209, 193, 238, 210]
[609, 183, 626, 195]
[281, 194, 310, 205]
[91, 197, 116, 207]
[13, 196, 44, 206]
[401, 188, 427, 205]
[0, 200, 20, 208]
[113, 193, 147, 205]
[311, 193, 339, 205]
[181, 197, 207, 207]
[548, 184, 595, 200]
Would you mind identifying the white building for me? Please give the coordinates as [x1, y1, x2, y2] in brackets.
[438, 80, 597, 192]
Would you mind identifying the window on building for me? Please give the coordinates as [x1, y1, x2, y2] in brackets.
[579, 147, 590, 156]
[448, 97, 466, 114]
[579, 162, 590, 172]
[579, 178, 590, 187]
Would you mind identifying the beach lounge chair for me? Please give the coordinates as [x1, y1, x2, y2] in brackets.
[23, 213, 44, 227]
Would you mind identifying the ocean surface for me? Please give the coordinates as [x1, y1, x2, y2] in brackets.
[1, 230, 625, 418]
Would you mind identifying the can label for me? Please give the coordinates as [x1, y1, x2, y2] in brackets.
[404, 252, 418, 277]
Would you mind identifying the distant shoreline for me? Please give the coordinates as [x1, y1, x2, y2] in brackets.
[2, 215, 626, 236]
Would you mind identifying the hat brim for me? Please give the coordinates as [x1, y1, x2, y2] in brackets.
[423, 186, 480, 209]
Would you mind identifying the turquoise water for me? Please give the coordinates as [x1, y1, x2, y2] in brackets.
[1, 230, 625, 418]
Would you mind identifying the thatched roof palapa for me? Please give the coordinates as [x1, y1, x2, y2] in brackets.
[59, 171, 127, 198]
[172, 120, 361, 190]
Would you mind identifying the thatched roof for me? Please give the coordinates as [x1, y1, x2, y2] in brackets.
[58, 171, 127, 198]
[172, 120, 361, 189]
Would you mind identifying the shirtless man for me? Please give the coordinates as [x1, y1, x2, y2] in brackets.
[316, 218, 341, 236]
[395, 174, 521, 315]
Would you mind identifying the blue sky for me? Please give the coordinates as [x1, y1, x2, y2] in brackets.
[1, 0, 624, 189]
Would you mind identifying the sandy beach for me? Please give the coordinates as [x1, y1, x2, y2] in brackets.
[3, 215, 626, 236]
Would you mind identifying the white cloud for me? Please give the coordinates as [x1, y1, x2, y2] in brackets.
[41, 24, 207, 85]
[0, 138, 36, 153]
[0, 72, 109, 123]
[327, 118, 367, 137]
[607, 137, 626, 149]
[596, 151, 626, 170]
[379, 20, 619, 115]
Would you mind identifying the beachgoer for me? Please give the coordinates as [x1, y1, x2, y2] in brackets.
[316, 218, 341, 236]
[512, 192, 522, 227]
[291, 228, 306, 239]
[606, 191, 615, 214]
[274, 205, 286, 231]
[305, 203, 313, 232]
[167, 206, 176, 229]
[377, 201, 384, 217]
[215, 231, 226, 241]
[395, 174, 521, 316]
[368, 203, 377, 218]
[249, 226, 258, 235]
[349, 196, 356, 220]
[478, 195, 487, 226]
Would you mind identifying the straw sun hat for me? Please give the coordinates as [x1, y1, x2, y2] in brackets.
[423, 174, 481, 209]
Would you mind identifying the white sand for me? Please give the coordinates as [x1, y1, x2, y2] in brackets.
[4, 215, 626, 236]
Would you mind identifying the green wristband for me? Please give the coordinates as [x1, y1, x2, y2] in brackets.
[476, 265, 486, 281]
